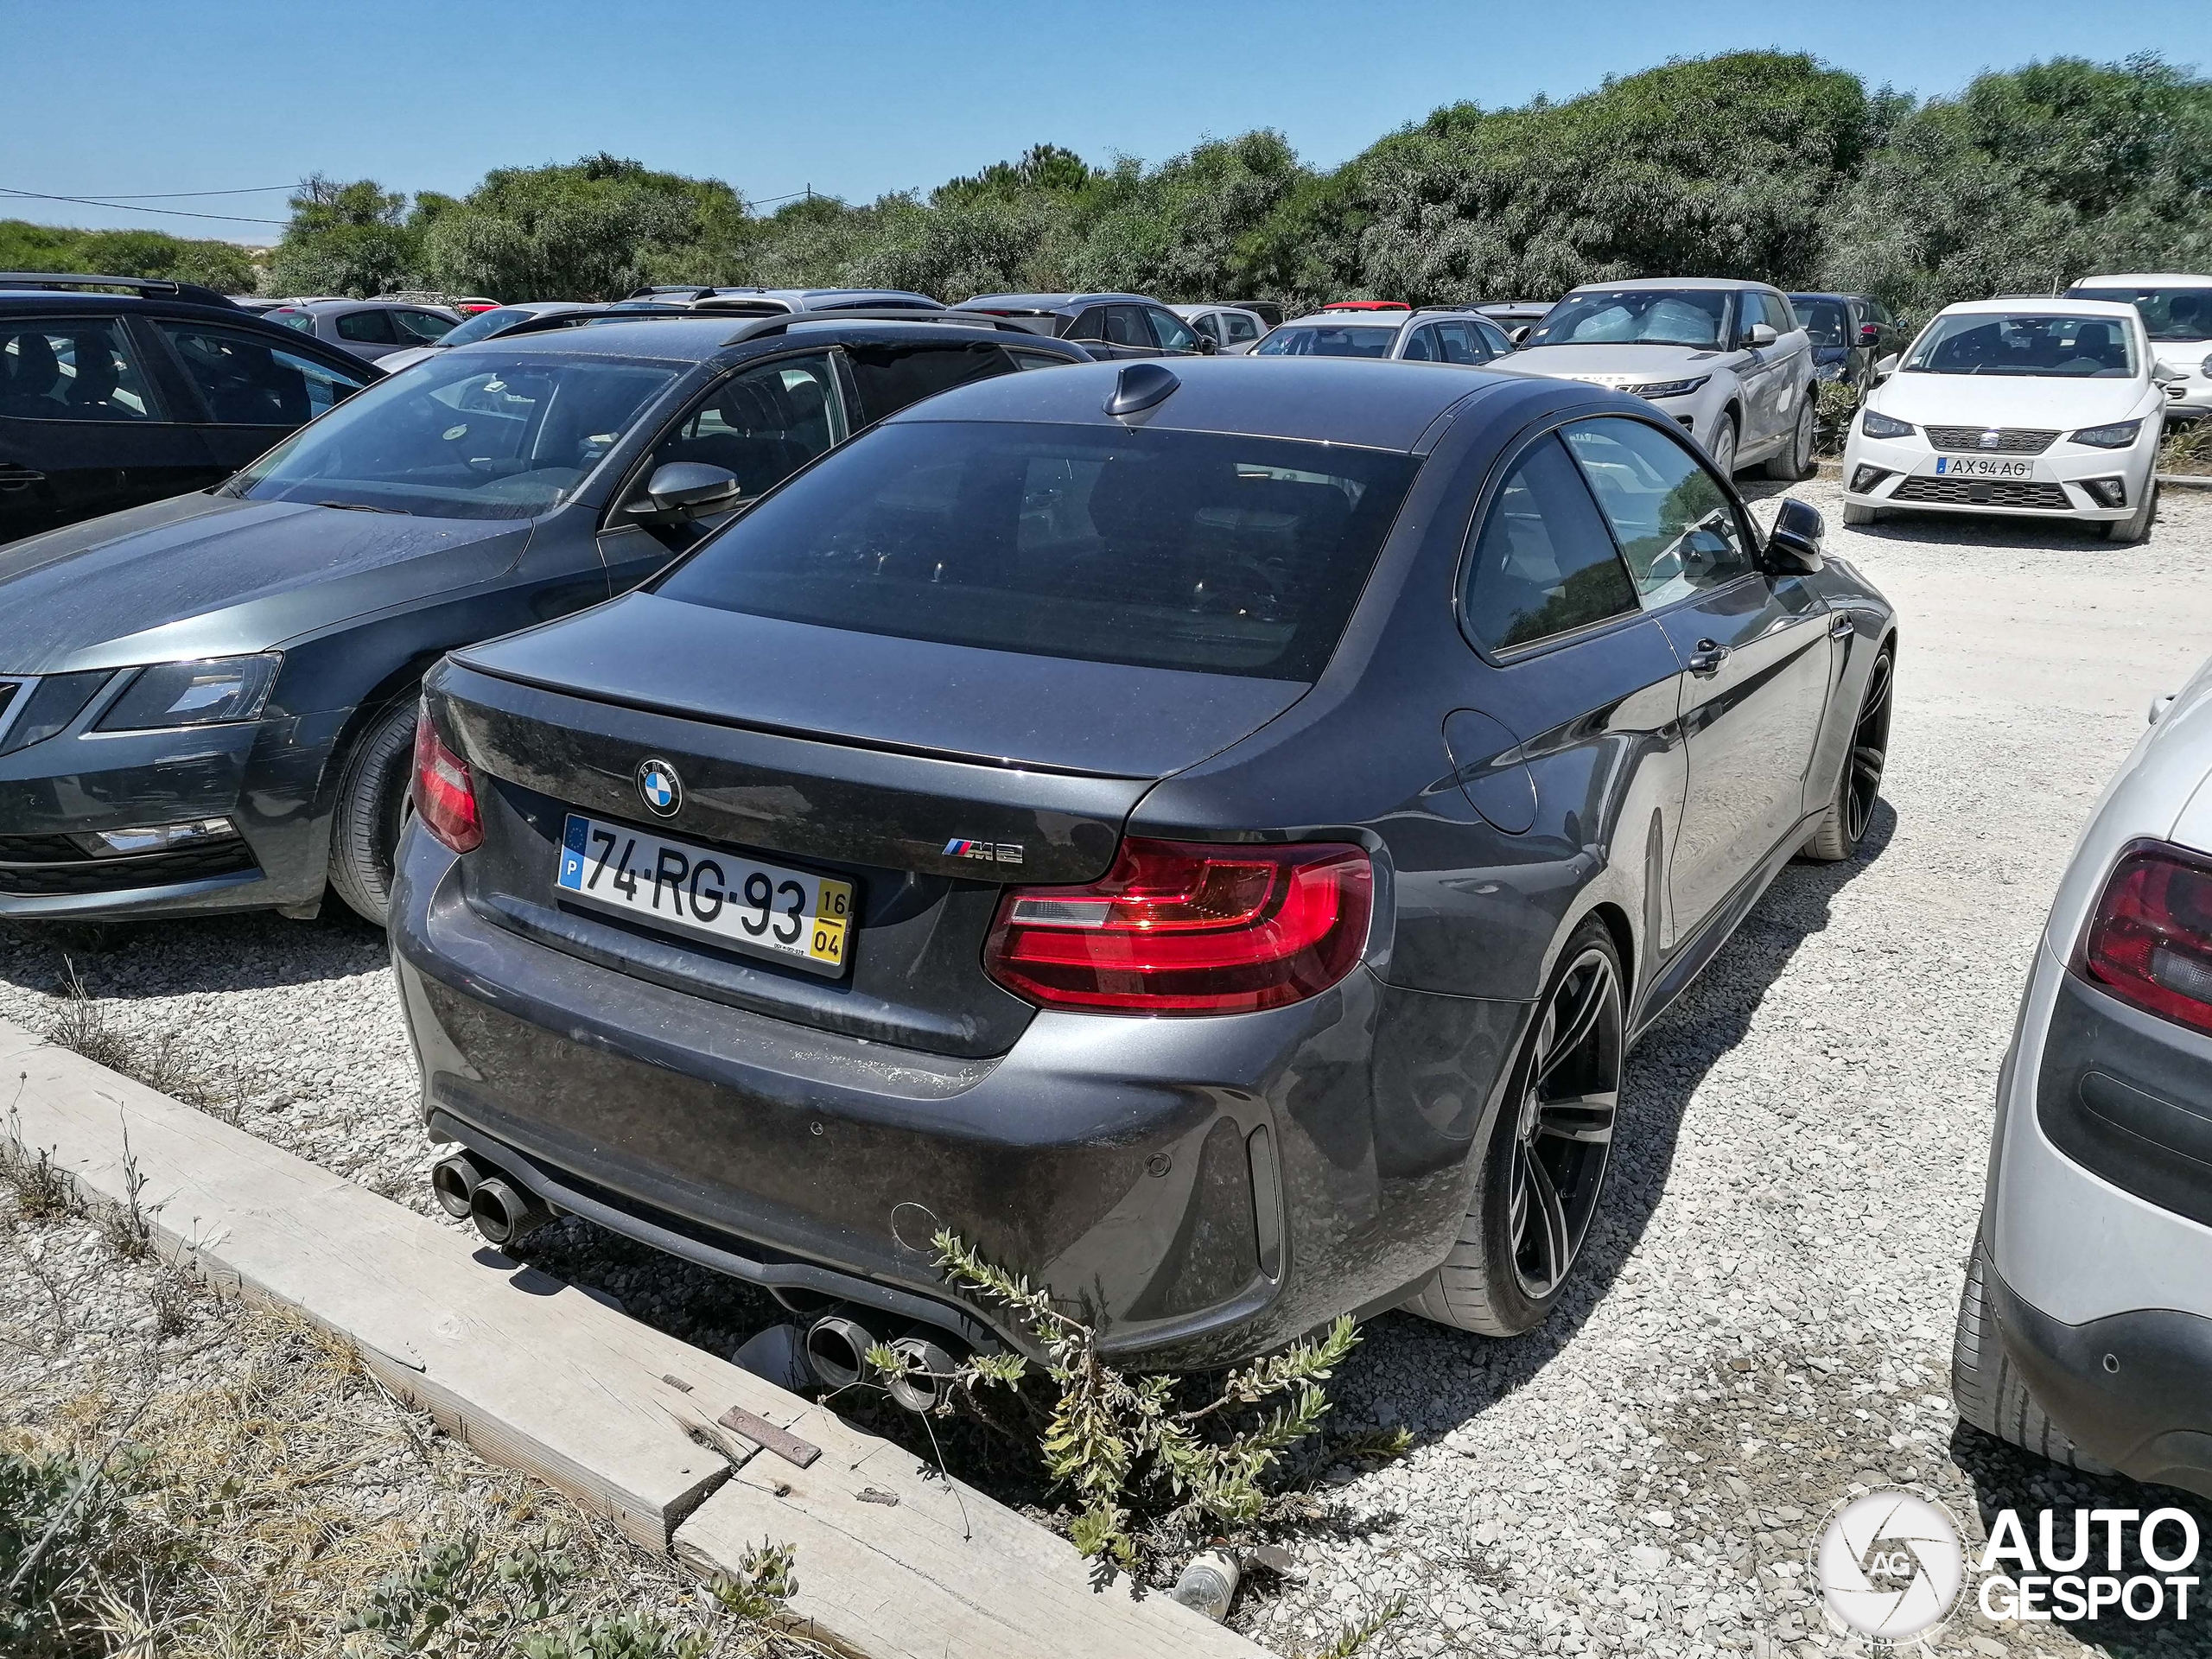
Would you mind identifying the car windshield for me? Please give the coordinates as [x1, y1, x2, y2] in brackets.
[441, 306, 544, 347]
[1790, 298, 1849, 347]
[1252, 324, 1397, 359]
[2067, 286, 2212, 342]
[226, 352, 677, 519]
[653, 421, 1421, 680]
[1903, 313, 2139, 378]
[1527, 289, 1730, 348]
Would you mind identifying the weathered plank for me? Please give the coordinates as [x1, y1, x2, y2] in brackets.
[0, 1020, 1274, 1657]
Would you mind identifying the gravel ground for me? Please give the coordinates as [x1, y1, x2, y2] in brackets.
[4, 478, 2212, 1656]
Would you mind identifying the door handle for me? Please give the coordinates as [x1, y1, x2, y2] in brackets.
[1828, 611, 1855, 639]
[0, 464, 44, 492]
[1687, 639, 1730, 677]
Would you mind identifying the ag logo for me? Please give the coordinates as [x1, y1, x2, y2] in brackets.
[636, 758, 683, 818]
[1813, 1489, 1965, 1639]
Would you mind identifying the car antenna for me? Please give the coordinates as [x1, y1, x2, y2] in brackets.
[1104, 361, 1179, 416]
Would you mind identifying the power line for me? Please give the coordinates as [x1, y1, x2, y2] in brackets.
[0, 187, 289, 226]
[53, 184, 298, 200]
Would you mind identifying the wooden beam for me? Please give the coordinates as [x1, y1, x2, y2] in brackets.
[0, 1021, 1274, 1657]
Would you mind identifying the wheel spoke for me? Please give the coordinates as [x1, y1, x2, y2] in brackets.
[1538, 1090, 1618, 1144]
[1523, 1152, 1572, 1294]
[1535, 960, 1612, 1086]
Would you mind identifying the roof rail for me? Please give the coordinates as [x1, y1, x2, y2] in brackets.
[721, 308, 1065, 345]
[489, 304, 696, 338]
[0, 271, 238, 309]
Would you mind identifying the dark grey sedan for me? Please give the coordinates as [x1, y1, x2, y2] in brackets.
[0, 314, 1089, 926]
[391, 355, 1897, 1370]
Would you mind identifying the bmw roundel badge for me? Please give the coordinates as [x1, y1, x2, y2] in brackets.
[636, 758, 683, 817]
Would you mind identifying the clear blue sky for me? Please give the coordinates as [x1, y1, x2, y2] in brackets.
[3, 0, 2207, 243]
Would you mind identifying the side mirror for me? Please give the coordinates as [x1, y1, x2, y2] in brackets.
[1745, 322, 1778, 349]
[1858, 322, 1883, 346]
[1510, 325, 1530, 346]
[627, 461, 741, 523]
[2152, 362, 2184, 385]
[1766, 497, 1825, 573]
[1872, 353, 1900, 385]
[1193, 334, 1219, 356]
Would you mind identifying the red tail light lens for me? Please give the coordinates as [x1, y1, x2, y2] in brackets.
[983, 838, 1372, 1014]
[410, 710, 482, 855]
[2077, 840, 2212, 1036]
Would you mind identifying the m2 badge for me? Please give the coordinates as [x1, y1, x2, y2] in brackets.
[944, 838, 1024, 866]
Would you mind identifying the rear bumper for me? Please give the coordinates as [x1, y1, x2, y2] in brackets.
[390, 823, 1526, 1366]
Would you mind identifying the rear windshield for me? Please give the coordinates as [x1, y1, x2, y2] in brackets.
[1253, 324, 1397, 358]
[654, 421, 1420, 680]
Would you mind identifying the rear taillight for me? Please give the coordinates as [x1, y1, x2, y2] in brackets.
[983, 838, 1372, 1015]
[411, 709, 481, 854]
[2076, 840, 2212, 1036]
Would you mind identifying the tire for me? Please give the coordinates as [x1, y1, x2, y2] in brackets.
[327, 696, 421, 925]
[1706, 415, 1738, 478]
[2104, 478, 2158, 544]
[1841, 501, 1881, 526]
[1406, 918, 1624, 1337]
[1764, 392, 1816, 480]
[1801, 645, 1891, 862]
[1953, 1230, 2115, 1475]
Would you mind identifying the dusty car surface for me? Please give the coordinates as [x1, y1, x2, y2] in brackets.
[391, 354, 1896, 1369]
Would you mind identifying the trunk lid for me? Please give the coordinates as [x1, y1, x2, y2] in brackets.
[432, 610, 1309, 1059]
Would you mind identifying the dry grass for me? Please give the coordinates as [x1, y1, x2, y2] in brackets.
[2162, 417, 2212, 477]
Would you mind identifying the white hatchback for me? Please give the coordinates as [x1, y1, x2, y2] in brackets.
[1841, 297, 2170, 543]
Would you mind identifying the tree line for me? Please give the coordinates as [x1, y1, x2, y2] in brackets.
[9, 51, 2208, 325]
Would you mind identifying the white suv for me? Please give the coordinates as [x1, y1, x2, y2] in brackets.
[2067, 272, 2212, 422]
[1510, 278, 1817, 479]
[1842, 297, 2168, 543]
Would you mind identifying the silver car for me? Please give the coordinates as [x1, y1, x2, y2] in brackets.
[1170, 303, 1272, 354]
[264, 297, 462, 364]
[1250, 307, 1517, 366]
[1958, 657, 2212, 1499]
[1511, 278, 1817, 480]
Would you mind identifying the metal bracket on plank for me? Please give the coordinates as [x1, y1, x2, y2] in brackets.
[719, 1406, 821, 1468]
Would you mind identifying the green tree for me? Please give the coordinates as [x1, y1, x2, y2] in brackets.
[267, 175, 420, 297]
[0, 221, 256, 292]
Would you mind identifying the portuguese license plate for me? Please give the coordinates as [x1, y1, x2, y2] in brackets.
[1933, 455, 2030, 478]
[554, 813, 854, 976]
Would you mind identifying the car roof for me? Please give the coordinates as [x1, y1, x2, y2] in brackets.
[1786, 291, 1860, 302]
[1562, 276, 1766, 294]
[2069, 273, 2212, 288]
[455, 313, 1090, 365]
[1936, 296, 2142, 320]
[877, 355, 1554, 452]
[956, 293, 1151, 312]
[1276, 311, 1408, 328]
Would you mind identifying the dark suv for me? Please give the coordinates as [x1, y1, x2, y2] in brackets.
[950, 293, 1216, 359]
[1, 275, 380, 543]
[1786, 292, 1905, 397]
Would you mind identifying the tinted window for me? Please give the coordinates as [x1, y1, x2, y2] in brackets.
[1401, 326, 1437, 361]
[156, 322, 367, 424]
[1147, 308, 1198, 352]
[1463, 435, 1640, 652]
[1435, 321, 1486, 364]
[0, 319, 160, 422]
[1529, 289, 1728, 348]
[393, 308, 458, 344]
[334, 309, 400, 345]
[231, 352, 676, 519]
[1065, 308, 1109, 341]
[1563, 418, 1753, 607]
[1105, 307, 1152, 348]
[842, 342, 1017, 424]
[655, 422, 1420, 680]
[631, 353, 845, 502]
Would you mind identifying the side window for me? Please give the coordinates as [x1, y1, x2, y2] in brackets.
[268, 308, 316, 334]
[1009, 350, 1071, 372]
[629, 352, 847, 503]
[1562, 417, 1754, 607]
[1189, 313, 1222, 345]
[392, 308, 457, 345]
[1764, 293, 1796, 334]
[1472, 319, 1514, 357]
[1401, 326, 1436, 361]
[1146, 308, 1198, 353]
[155, 322, 368, 424]
[1435, 321, 1486, 364]
[1462, 434, 1641, 653]
[0, 319, 160, 421]
[335, 309, 400, 345]
[844, 342, 1018, 424]
[1105, 306, 1153, 348]
[1224, 312, 1259, 345]
[1065, 307, 1109, 342]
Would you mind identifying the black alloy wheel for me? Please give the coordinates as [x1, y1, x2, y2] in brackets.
[1844, 648, 1892, 846]
[1507, 942, 1624, 1302]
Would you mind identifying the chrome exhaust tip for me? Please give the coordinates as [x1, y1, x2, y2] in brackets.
[884, 1332, 960, 1413]
[804, 1313, 875, 1389]
[468, 1174, 550, 1249]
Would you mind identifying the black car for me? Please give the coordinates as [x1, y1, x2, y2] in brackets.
[1, 275, 380, 543]
[951, 292, 1217, 359]
[390, 355, 1897, 1371]
[1787, 292, 1905, 396]
[0, 312, 1090, 926]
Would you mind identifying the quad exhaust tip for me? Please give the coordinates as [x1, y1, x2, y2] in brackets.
[468, 1173, 550, 1249]
[430, 1152, 487, 1218]
[804, 1313, 875, 1390]
[884, 1332, 958, 1413]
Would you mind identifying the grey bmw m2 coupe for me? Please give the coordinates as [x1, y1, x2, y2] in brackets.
[391, 355, 1895, 1368]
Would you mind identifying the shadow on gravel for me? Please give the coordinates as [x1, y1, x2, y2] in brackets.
[0, 906, 389, 999]
[1334, 800, 1901, 1445]
[1946, 1424, 2212, 1652]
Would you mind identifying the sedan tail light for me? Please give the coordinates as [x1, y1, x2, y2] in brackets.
[411, 710, 482, 854]
[2076, 840, 2212, 1037]
[983, 838, 1372, 1015]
